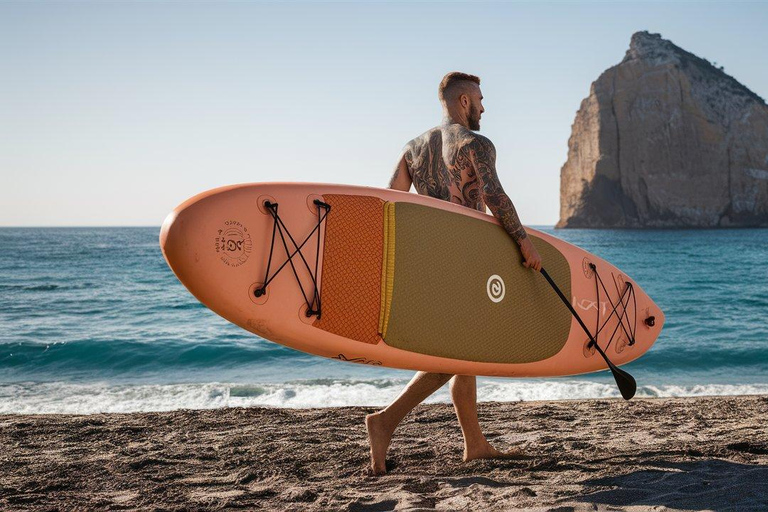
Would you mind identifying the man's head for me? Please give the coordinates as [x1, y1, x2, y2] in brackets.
[438, 72, 484, 130]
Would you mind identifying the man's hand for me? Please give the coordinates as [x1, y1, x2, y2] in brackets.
[518, 237, 542, 271]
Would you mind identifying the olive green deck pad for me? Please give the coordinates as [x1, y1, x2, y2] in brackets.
[381, 202, 572, 364]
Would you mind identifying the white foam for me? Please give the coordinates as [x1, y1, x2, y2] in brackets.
[0, 378, 768, 414]
[0, 379, 766, 415]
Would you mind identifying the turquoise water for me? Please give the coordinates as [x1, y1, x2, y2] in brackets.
[0, 227, 766, 414]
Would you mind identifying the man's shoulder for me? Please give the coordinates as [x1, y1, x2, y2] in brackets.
[405, 126, 442, 149]
[465, 132, 495, 152]
[442, 124, 494, 152]
[403, 125, 495, 156]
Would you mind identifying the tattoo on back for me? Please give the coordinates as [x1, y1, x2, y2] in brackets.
[399, 124, 527, 244]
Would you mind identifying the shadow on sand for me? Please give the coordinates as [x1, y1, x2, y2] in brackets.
[577, 459, 768, 511]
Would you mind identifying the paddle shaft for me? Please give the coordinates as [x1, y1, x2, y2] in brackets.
[539, 267, 636, 400]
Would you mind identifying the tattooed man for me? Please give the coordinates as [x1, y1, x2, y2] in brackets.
[365, 72, 542, 475]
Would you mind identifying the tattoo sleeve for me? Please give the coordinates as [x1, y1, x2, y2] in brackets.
[388, 149, 411, 191]
[388, 162, 401, 189]
[470, 138, 528, 244]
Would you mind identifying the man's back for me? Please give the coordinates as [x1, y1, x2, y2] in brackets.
[387, 71, 538, 260]
[402, 123, 486, 212]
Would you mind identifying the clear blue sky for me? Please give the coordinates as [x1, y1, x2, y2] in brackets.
[1, 1, 766, 226]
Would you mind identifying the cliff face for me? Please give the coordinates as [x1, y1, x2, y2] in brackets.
[557, 31, 768, 228]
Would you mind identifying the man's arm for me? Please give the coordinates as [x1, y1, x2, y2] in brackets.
[469, 136, 542, 271]
[469, 136, 526, 242]
[388, 149, 412, 192]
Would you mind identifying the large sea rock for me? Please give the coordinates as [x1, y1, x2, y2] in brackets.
[557, 31, 768, 228]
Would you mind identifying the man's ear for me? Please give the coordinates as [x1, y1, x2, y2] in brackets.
[460, 94, 469, 109]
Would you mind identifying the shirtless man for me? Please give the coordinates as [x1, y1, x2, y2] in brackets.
[365, 72, 543, 475]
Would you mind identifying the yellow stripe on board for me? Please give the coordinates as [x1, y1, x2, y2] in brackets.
[378, 203, 389, 335]
[378, 202, 396, 338]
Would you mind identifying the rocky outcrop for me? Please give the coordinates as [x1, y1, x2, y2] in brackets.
[557, 31, 768, 228]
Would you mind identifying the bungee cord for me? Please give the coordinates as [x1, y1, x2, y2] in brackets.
[254, 199, 331, 319]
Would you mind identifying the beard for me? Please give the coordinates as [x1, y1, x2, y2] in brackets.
[468, 104, 481, 131]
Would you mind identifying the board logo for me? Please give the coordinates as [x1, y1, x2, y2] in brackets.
[487, 274, 505, 303]
[214, 220, 252, 267]
[334, 354, 383, 366]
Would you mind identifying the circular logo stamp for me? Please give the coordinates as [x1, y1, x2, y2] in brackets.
[215, 220, 252, 267]
[486, 274, 505, 303]
[582, 257, 594, 279]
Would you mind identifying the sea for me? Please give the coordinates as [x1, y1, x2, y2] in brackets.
[0, 227, 766, 415]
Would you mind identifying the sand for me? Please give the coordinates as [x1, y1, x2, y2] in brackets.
[1, 395, 767, 511]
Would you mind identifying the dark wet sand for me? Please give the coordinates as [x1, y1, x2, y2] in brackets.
[1, 395, 767, 511]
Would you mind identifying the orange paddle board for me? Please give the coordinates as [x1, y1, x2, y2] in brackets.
[160, 183, 664, 377]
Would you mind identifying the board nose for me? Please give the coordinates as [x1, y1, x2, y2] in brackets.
[159, 209, 183, 278]
[634, 294, 665, 357]
[649, 303, 665, 341]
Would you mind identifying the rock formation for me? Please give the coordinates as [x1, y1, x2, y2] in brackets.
[557, 31, 768, 228]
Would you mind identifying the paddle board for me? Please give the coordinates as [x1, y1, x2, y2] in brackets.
[160, 183, 664, 377]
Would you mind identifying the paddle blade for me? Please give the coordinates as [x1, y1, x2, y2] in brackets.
[610, 364, 637, 400]
[593, 341, 637, 400]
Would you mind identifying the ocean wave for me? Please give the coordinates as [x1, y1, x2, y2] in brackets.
[3, 337, 766, 377]
[0, 338, 296, 375]
[631, 344, 768, 370]
[0, 282, 97, 292]
[1, 379, 766, 415]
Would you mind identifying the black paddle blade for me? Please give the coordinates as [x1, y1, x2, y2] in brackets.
[593, 342, 636, 400]
[610, 364, 637, 400]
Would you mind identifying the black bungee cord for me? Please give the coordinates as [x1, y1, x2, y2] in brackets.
[539, 266, 638, 400]
[254, 199, 331, 319]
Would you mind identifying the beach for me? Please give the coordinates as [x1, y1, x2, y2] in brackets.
[2, 395, 766, 511]
[3, 1, 768, 510]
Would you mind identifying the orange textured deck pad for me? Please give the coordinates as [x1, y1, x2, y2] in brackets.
[313, 194, 385, 344]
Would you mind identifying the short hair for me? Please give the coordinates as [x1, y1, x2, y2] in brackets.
[438, 72, 481, 104]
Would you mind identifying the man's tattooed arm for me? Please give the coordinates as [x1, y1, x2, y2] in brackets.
[469, 136, 528, 244]
[389, 148, 412, 192]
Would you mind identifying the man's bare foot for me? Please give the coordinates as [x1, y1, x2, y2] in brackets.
[365, 412, 393, 475]
[463, 441, 531, 462]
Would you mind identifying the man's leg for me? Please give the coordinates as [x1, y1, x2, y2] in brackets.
[366, 371, 452, 475]
[450, 375, 529, 461]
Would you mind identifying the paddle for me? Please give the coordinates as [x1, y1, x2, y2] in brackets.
[539, 268, 637, 400]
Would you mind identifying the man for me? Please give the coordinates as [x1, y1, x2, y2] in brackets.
[365, 72, 542, 475]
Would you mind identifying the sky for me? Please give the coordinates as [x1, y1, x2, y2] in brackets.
[1, 1, 767, 226]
